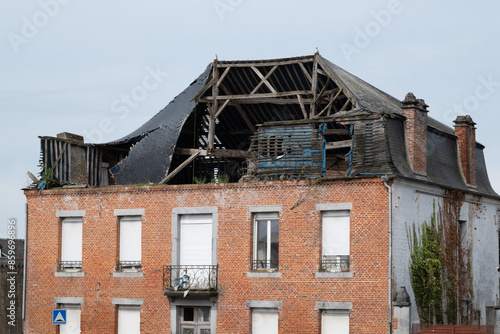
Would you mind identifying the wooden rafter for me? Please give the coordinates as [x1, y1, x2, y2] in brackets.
[310, 55, 319, 117]
[208, 60, 219, 150]
[160, 151, 200, 184]
[250, 66, 278, 94]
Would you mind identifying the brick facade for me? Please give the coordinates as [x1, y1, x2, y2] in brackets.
[24, 178, 389, 333]
[402, 93, 429, 175]
[454, 115, 477, 186]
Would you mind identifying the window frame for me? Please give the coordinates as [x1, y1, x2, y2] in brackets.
[56, 210, 85, 272]
[316, 204, 352, 275]
[248, 206, 282, 272]
[114, 209, 145, 272]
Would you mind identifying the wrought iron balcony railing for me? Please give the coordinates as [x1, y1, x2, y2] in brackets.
[117, 261, 142, 271]
[163, 265, 218, 291]
[58, 259, 82, 271]
[321, 255, 350, 272]
[252, 259, 279, 270]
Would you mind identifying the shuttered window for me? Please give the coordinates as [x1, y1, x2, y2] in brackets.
[119, 216, 142, 267]
[322, 210, 350, 272]
[322, 310, 349, 334]
[59, 304, 81, 334]
[252, 308, 278, 334]
[61, 217, 83, 268]
[118, 305, 141, 334]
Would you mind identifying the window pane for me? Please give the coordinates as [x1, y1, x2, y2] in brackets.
[256, 220, 268, 263]
[120, 216, 142, 262]
[61, 218, 82, 262]
[183, 307, 194, 321]
[322, 311, 349, 334]
[200, 307, 210, 322]
[253, 309, 278, 334]
[270, 220, 279, 267]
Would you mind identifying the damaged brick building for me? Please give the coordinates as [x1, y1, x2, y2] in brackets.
[24, 53, 500, 333]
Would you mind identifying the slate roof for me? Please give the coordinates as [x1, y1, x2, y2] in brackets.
[97, 54, 497, 197]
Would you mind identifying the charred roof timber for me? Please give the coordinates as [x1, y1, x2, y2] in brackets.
[30, 53, 498, 198]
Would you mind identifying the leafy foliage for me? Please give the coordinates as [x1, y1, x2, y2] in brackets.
[408, 204, 443, 324]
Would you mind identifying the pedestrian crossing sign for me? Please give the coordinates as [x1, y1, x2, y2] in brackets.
[52, 309, 67, 325]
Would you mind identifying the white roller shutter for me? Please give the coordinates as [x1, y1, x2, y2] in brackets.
[59, 304, 81, 334]
[180, 214, 213, 266]
[118, 305, 141, 334]
[322, 211, 350, 256]
[61, 218, 83, 262]
[252, 309, 278, 334]
[322, 311, 349, 334]
[120, 216, 142, 262]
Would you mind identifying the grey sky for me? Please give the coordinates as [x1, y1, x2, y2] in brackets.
[1, 0, 500, 238]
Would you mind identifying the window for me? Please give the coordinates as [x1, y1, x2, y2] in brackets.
[60, 217, 83, 270]
[118, 215, 142, 271]
[118, 305, 141, 334]
[253, 212, 279, 270]
[252, 308, 278, 334]
[178, 306, 211, 334]
[321, 310, 349, 334]
[321, 210, 350, 272]
[59, 304, 81, 334]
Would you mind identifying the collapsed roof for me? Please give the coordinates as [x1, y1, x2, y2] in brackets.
[37, 53, 497, 197]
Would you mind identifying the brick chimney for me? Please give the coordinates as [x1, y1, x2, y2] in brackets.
[402, 92, 429, 175]
[454, 115, 476, 186]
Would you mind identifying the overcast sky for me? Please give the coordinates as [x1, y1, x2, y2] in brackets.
[1, 0, 500, 238]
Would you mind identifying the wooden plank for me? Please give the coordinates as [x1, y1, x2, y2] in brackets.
[251, 66, 277, 94]
[210, 149, 257, 159]
[310, 54, 319, 117]
[217, 57, 314, 68]
[216, 67, 231, 87]
[193, 77, 215, 102]
[298, 62, 312, 84]
[214, 99, 230, 119]
[234, 103, 257, 133]
[227, 97, 314, 105]
[175, 147, 256, 159]
[325, 140, 352, 150]
[208, 60, 219, 150]
[250, 66, 278, 94]
[297, 95, 308, 119]
[160, 151, 200, 184]
[200, 90, 312, 101]
[322, 129, 350, 136]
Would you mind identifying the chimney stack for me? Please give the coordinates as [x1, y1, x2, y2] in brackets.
[402, 92, 429, 175]
[454, 115, 476, 186]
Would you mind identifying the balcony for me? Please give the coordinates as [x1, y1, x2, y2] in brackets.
[321, 255, 350, 272]
[58, 259, 82, 271]
[252, 259, 279, 271]
[117, 261, 141, 272]
[163, 265, 219, 301]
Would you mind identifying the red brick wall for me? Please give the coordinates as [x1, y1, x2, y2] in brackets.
[24, 178, 389, 333]
[402, 107, 428, 174]
[454, 125, 476, 186]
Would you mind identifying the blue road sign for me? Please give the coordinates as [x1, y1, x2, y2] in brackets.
[52, 309, 67, 325]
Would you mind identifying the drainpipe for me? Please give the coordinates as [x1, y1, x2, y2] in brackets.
[382, 175, 393, 333]
[23, 202, 28, 331]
